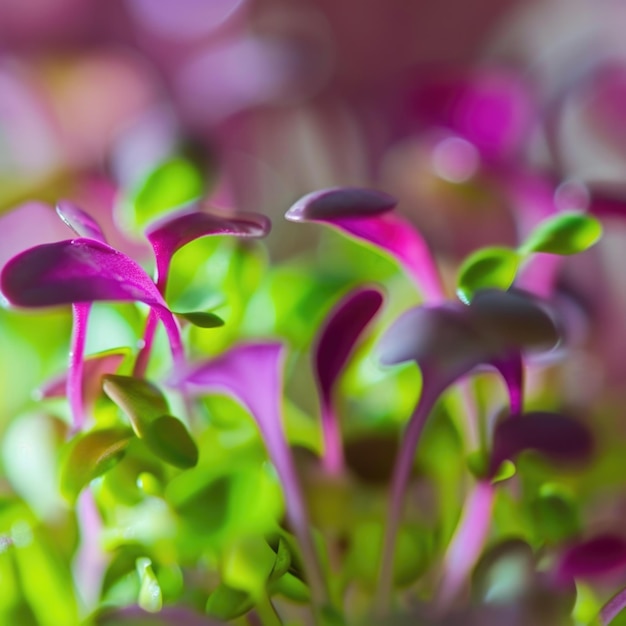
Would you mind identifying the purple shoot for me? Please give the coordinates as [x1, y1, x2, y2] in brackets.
[170, 342, 328, 608]
[285, 187, 445, 302]
[133, 207, 271, 378]
[0, 238, 184, 392]
[374, 289, 559, 609]
[313, 286, 384, 474]
[145, 207, 271, 292]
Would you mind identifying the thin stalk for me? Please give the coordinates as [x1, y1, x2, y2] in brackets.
[600, 586, 626, 625]
[255, 596, 283, 626]
[436, 480, 495, 606]
[133, 310, 159, 378]
[375, 381, 441, 611]
[269, 433, 329, 611]
[73, 489, 105, 613]
[68, 303, 91, 431]
[321, 399, 344, 475]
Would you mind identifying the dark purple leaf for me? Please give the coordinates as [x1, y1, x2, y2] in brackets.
[315, 286, 384, 402]
[286, 189, 443, 301]
[314, 286, 384, 473]
[171, 343, 327, 605]
[468, 289, 560, 354]
[146, 207, 270, 289]
[1, 238, 167, 310]
[556, 535, 626, 581]
[285, 187, 397, 221]
[377, 302, 484, 380]
[56, 200, 107, 243]
[490, 411, 593, 476]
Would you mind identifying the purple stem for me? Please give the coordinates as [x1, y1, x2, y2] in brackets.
[321, 399, 344, 475]
[73, 489, 106, 611]
[133, 309, 159, 378]
[375, 379, 442, 611]
[261, 423, 328, 609]
[68, 303, 91, 431]
[436, 480, 495, 606]
[600, 586, 626, 625]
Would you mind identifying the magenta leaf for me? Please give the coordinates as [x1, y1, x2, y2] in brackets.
[285, 187, 397, 221]
[56, 200, 107, 243]
[172, 343, 327, 606]
[285, 188, 443, 301]
[1, 238, 183, 364]
[315, 286, 384, 402]
[1, 238, 167, 309]
[376, 289, 560, 608]
[146, 207, 271, 290]
[490, 411, 594, 477]
[556, 535, 626, 581]
[313, 286, 384, 473]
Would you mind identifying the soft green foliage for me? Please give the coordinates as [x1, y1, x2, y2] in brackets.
[518, 211, 603, 256]
[456, 246, 521, 303]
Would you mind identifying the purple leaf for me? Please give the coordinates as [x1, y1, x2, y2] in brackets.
[313, 286, 384, 473]
[1, 238, 167, 309]
[171, 343, 327, 605]
[146, 207, 271, 290]
[315, 286, 384, 402]
[468, 288, 560, 353]
[490, 411, 593, 477]
[286, 188, 444, 302]
[1, 238, 183, 365]
[285, 187, 397, 221]
[556, 535, 626, 581]
[56, 200, 107, 243]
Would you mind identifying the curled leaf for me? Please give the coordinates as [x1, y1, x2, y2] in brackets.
[314, 286, 384, 402]
[146, 208, 270, 288]
[285, 187, 397, 221]
[285, 188, 443, 301]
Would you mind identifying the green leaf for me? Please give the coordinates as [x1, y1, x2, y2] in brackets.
[205, 584, 253, 620]
[103, 375, 169, 437]
[221, 537, 277, 599]
[519, 212, 603, 256]
[60, 427, 133, 502]
[143, 415, 199, 469]
[457, 246, 520, 304]
[136, 557, 162, 613]
[174, 311, 225, 328]
[268, 538, 292, 583]
[130, 157, 204, 229]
